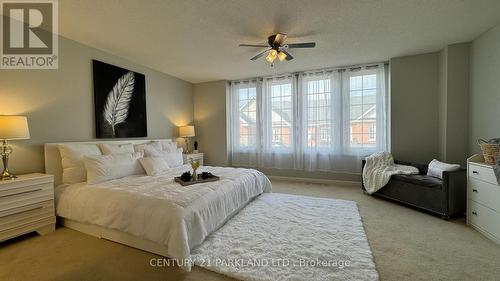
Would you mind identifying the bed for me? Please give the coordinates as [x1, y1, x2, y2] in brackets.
[44, 139, 272, 271]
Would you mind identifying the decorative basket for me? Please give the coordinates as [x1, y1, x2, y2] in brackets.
[478, 139, 500, 165]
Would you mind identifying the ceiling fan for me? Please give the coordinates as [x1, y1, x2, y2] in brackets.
[239, 33, 316, 63]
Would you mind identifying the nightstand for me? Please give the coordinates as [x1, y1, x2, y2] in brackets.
[183, 153, 204, 165]
[0, 173, 56, 242]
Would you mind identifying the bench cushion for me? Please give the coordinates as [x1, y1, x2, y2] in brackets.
[391, 174, 442, 189]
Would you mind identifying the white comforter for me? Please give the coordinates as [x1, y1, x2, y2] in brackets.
[55, 165, 272, 271]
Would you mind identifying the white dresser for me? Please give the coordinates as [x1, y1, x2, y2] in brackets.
[183, 153, 204, 165]
[467, 155, 500, 245]
[0, 173, 56, 242]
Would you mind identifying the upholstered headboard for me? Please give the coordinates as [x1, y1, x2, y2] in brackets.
[44, 139, 173, 186]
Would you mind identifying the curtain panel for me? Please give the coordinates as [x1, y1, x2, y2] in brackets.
[228, 64, 387, 174]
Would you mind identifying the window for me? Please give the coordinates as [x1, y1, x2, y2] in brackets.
[320, 127, 329, 141]
[368, 126, 376, 142]
[234, 85, 257, 149]
[349, 73, 377, 148]
[229, 64, 387, 173]
[272, 128, 281, 144]
[269, 82, 293, 149]
[305, 78, 332, 149]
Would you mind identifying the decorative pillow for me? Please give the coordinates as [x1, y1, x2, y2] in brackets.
[139, 157, 171, 176]
[99, 143, 134, 155]
[84, 152, 145, 184]
[133, 142, 162, 153]
[152, 140, 178, 152]
[58, 144, 102, 184]
[144, 147, 184, 168]
[427, 159, 461, 179]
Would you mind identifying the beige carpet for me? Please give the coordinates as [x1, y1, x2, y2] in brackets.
[1, 180, 500, 281]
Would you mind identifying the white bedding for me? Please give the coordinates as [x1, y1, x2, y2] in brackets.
[55, 165, 272, 271]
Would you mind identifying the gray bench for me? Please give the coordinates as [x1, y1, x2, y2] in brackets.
[361, 160, 466, 220]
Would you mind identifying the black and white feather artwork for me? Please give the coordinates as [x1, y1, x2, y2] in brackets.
[93, 60, 147, 138]
[103, 71, 135, 136]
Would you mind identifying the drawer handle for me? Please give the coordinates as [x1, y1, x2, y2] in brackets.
[472, 171, 478, 174]
[472, 189, 478, 193]
[472, 211, 478, 216]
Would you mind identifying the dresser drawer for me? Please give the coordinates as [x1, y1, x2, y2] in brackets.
[0, 174, 55, 242]
[468, 201, 500, 240]
[184, 154, 204, 165]
[0, 182, 52, 198]
[468, 164, 497, 185]
[0, 217, 55, 242]
[194, 158, 204, 165]
[0, 201, 54, 232]
[0, 186, 53, 213]
[469, 178, 500, 212]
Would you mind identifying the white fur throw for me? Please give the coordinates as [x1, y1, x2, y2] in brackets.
[363, 152, 419, 194]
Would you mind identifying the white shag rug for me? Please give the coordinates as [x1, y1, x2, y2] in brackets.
[191, 193, 378, 281]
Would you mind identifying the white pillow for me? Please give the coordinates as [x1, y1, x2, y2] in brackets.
[133, 142, 162, 153]
[144, 147, 184, 168]
[58, 144, 102, 184]
[139, 157, 171, 176]
[427, 159, 461, 179]
[84, 152, 145, 184]
[99, 143, 134, 155]
[152, 140, 178, 152]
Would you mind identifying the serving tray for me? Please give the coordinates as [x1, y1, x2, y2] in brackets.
[174, 175, 220, 186]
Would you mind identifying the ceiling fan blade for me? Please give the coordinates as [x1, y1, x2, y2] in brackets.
[250, 49, 270, 60]
[274, 33, 287, 45]
[239, 44, 269, 47]
[287, 42, 316, 48]
[282, 50, 294, 61]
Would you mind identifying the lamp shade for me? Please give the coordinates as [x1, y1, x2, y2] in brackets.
[179, 125, 195, 137]
[0, 116, 30, 140]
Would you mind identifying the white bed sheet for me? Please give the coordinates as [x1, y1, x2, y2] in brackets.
[55, 165, 272, 271]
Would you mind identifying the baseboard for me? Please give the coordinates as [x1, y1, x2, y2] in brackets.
[267, 175, 361, 187]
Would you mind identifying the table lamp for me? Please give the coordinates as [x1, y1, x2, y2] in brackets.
[179, 125, 195, 153]
[0, 116, 30, 180]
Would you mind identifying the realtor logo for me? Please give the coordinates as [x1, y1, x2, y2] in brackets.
[1, 0, 58, 69]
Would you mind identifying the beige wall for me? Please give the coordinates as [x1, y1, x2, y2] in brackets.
[193, 81, 228, 166]
[442, 43, 470, 165]
[438, 48, 448, 161]
[438, 43, 470, 165]
[469, 23, 500, 155]
[390, 53, 440, 163]
[0, 36, 193, 174]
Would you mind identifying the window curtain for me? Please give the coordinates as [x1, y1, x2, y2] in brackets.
[228, 79, 260, 167]
[260, 75, 297, 169]
[228, 64, 387, 174]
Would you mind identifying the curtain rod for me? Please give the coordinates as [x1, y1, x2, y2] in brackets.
[229, 61, 389, 83]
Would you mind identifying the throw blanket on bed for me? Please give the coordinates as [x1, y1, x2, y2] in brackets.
[363, 152, 419, 194]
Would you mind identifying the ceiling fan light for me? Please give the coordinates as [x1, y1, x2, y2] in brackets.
[278, 51, 287, 61]
[266, 49, 278, 63]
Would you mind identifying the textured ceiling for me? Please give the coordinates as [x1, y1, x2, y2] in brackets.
[57, 0, 500, 83]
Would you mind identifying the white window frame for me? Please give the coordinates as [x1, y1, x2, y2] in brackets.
[343, 68, 385, 153]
